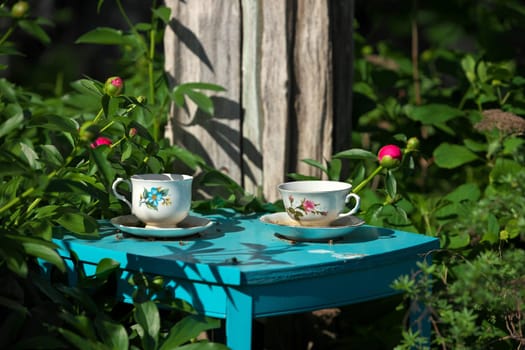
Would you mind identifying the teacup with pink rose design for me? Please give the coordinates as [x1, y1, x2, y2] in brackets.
[278, 180, 361, 227]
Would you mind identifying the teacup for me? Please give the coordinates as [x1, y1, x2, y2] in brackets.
[278, 180, 361, 226]
[112, 174, 193, 228]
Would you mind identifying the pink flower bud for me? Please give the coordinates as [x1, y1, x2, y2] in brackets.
[90, 136, 113, 148]
[378, 144, 402, 168]
[103, 76, 124, 97]
[128, 127, 137, 137]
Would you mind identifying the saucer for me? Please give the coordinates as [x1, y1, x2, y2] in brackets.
[110, 215, 214, 238]
[260, 212, 365, 241]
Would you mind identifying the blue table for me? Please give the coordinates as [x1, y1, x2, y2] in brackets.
[52, 210, 439, 350]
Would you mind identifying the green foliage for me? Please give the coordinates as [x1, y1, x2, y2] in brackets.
[334, 0, 525, 348]
[0, 1, 231, 349]
[394, 250, 525, 349]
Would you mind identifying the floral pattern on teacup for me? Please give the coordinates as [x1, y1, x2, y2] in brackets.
[286, 195, 328, 220]
[139, 187, 171, 210]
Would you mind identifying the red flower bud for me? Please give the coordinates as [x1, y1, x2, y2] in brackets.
[90, 136, 112, 149]
[103, 76, 124, 97]
[128, 127, 137, 137]
[378, 144, 402, 168]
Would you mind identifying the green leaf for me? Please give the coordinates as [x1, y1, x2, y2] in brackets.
[40, 144, 65, 167]
[18, 20, 51, 44]
[327, 159, 342, 181]
[433, 143, 479, 168]
[199, 170, 243, 192]
[287, 173, 319, 181]
[72, 79, 103, 97]
[152, 6, 172, 24]
[405, 104, 463, 124]
[56, 328, 109, 350]
[55, 209, 98, 235]
[121, 142, 133, 162]
[463, 138, 488, 152]
[134, 301, 160, 350]
[160, 315, 221, 349]
[385, 170, 397, 199]
[108, 96, 120, 118]
[0, 78, 18, 101]
[0, 112, 24, 139]
[504, 218, 525, 240]
[96, 318, 129, 350]
[301, 158, 327, 174]
[503, 137, 524, 155]
[444, 183, 481, 203]
[177, 82, 226, 92]
[482, 214, 500, 244]
[90, 145, 116, 186]
[31, 114, 79, 133]
[445, 232, 470, 249]
[95, 258, 120, 276]
[490, 158, 522, 182]
[333, 148, 376, 160]
[19, 142, 41, 170]
[170, 145, 205, 170]
[22, 242, 65, 273]
[76, 27, 128, 45]
[185, 90, 214, 116]
[172, 83, 225, 114]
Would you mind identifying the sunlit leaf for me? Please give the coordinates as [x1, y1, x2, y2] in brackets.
[160, 315, 222, 350]
[433, 143, 479, 168]
[55, 209, 98, 235]
[333, 148, 376, 160]
[76, 27, 129, 45]
[134, 301, 160, 350]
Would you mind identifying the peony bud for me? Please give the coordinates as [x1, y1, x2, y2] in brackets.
[406, 137, 420, 152]
[90, 136, 112, 149]
[11, 1, 29, 18]
[103, 76, 124, 97]
[378, 144, 402, 169]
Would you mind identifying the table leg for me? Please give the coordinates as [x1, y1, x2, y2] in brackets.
[225, 288, 253, 350]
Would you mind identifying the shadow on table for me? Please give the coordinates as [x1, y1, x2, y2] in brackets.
[339, 226, 395, 243]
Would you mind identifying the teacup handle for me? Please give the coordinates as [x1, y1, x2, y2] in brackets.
[340, 193, 361, 217]
[112, 177, 132, 210]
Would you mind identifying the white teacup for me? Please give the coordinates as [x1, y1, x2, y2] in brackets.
[278, 180, 361, 226]
[112, 174, 193, 228]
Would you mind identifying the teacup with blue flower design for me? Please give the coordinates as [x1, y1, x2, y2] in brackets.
[112, 174, 192, 228]
[278, 180, 360, 226]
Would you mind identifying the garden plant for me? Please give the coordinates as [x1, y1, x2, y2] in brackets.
[1, 0, 525, 349]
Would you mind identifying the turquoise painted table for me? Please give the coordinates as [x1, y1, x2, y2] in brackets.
[52, 210, 439, 350]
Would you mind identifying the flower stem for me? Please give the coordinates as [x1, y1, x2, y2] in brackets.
[352, 165, 384, 194]
[0, 26, 15, 46]
[93, 108, 104, 123]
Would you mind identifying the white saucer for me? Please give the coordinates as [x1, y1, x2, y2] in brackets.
[110, 215, 214, 238]
[260, 212, 365, 241]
